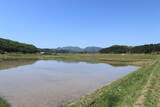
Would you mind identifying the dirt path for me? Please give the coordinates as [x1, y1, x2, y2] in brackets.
[133, 63, 157, 107]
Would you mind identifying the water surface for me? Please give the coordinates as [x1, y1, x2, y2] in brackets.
[0, 60, 139, 107]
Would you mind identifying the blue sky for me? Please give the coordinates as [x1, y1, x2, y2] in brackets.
[0, 0, 159, 48]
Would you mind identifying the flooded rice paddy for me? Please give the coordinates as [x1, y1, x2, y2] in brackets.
[0, 60, 139, 107]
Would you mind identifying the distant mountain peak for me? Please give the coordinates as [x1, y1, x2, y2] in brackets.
[56, 46, 102, 53]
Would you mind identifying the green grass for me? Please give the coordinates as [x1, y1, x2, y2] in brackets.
[0, 98, 9, 107]
[144, 60, 160, 107]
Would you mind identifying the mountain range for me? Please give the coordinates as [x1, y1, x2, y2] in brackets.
[41, 46, 102, 53]
[56, 46, 102, 53]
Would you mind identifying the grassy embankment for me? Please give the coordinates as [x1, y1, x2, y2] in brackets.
[0, 53, 159, 107]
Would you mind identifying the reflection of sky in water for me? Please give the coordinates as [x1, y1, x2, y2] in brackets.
[0, 60, 139, 107]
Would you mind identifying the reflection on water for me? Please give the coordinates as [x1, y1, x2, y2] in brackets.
[50, 59, 130, 67]
[0, 60, 139, 107]
[0, 59, 37, 70]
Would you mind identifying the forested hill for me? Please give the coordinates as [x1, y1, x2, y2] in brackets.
[100, 44, 160, 54]
[0, 38, 39, 53]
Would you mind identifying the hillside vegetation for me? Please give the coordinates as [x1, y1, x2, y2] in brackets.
[100, 44, 160, 54]
[0, 38, 39, 53]
[40, 44, 160, 54]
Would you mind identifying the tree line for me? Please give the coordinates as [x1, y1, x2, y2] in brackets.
[100, 44, 160, 54]
[1, 38, 159, 54]
[0, 38, 39, 53]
